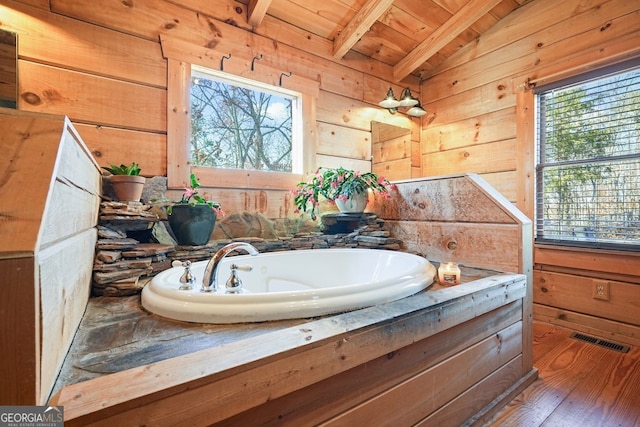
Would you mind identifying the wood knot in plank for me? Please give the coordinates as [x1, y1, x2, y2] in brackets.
[205, 40, 219, 49]
[206, 20, 222, 37]
[21, 92, 41, 105]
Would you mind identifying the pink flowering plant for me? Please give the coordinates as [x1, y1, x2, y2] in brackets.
[291, 166, 395, 220]
[167, 173, 224, 216]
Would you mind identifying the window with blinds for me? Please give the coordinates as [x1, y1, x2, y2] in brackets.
[535, 60, 640, 251]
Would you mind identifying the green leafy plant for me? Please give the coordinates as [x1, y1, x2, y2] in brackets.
[102, 162, 142, 176]
[167, 173, 224, 216]
[291, 167, 395, 220]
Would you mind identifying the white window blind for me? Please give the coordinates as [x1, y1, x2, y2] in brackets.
[535, 60, 640, 250]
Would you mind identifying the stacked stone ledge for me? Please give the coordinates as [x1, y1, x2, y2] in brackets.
[93, 201, 173, 296]
[169, 213, 402, 263]
[92, 202, 403, 296]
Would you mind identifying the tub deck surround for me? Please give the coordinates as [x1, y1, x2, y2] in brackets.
[47, 172, 534, 424]
[51, 267, 530, 425]
[56, 265, 503, 388]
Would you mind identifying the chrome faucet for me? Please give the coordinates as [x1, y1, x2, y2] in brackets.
[201, 242, 259, 292]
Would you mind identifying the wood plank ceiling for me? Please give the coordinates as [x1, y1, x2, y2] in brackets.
[243, 0, 529, 82]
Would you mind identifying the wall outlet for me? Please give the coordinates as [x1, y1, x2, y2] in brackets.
[593, 279, 610, 301]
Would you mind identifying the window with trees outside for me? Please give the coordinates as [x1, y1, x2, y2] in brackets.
[534, 59, 640, 251]
[190, 65, 303, 175]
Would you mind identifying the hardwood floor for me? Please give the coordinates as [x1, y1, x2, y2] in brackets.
[486, 322, 640, 427]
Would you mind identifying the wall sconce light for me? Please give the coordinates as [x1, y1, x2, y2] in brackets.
[379, 87, 427, 117]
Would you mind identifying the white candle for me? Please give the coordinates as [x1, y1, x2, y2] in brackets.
[438, 262, 461, 286]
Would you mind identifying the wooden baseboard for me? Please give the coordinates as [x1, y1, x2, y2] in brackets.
[534, 304, 640, 347]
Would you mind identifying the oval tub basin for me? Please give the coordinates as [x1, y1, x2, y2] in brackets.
[141, 248, 437, 323]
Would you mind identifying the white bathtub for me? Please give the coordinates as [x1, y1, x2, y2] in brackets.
[141, 248, 437, 323]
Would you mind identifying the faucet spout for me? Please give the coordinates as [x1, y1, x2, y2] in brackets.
[201, 242, 259, 292]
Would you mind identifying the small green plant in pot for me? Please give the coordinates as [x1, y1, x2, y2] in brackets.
[291, 167, 395, 220]
[102, 162, 146, 202]
[167, 173, 225, 246]
[102, 162, 142, 176]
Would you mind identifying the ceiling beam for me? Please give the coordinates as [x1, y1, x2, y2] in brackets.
[247, 0, 272, 27]
[333, 0, 394, 59]
[393, 0, 503, 81]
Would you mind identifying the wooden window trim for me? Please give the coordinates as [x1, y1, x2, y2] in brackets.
[161, 36, 319, 190]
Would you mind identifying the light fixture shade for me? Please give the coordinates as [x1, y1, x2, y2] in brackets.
[379, 87, 400, 109]
[398, 88, 419, 107]
[407, 104, 427, 117]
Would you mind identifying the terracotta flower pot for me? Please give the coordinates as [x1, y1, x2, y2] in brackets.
[110, 175, 146, 202]
[168, 204, 217, 246]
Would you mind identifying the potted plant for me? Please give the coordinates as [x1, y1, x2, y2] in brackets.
[102, 162, 146, 202]
[167, 173, 225, 246]
[291, 166, 395, 220]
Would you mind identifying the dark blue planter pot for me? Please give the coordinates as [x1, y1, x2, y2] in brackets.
[168, 204, 217, 246]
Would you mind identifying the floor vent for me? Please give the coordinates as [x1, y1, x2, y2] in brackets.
[570, 332, 630, 353]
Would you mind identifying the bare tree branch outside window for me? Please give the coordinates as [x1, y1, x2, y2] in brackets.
[190, 74, 293, 173]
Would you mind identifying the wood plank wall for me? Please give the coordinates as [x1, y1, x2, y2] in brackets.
[421, 0, 640, 206]
[420, 0, 640, 345]
[0, 0, 420, 219]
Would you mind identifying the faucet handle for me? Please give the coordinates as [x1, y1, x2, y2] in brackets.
[172, 260, 191, 268]
[225, 269, 242, 292]
[225, 264, 252, 293]
[173, 259, 195, 290]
